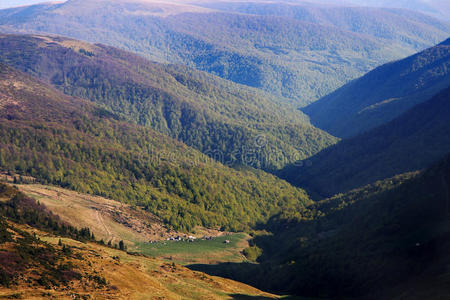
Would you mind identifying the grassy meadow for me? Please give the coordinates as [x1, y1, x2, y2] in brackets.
[17, 184, 251, 265]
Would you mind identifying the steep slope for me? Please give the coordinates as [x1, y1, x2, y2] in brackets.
[0, 62, 313, 232]
[303, 38, 450, 138]
[0, 183, 278, 299]
[15, 183, 251, 265]
[280, 86, 450, 197]
[0, 34, 337, 170]
[0, 0, 448, 104]
[192, 153, 450, 298]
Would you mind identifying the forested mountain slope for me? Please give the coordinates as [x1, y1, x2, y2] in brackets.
[0, 34, 337, 170]
[0, 0, 448, 104]
[280, 86, 450, 197]
[312, 0, 450, 20]
[197, 1, 450, 43]
[303, 38, 450, 138]
[193, 153, 450, 298]
[0, 62, 313, 232]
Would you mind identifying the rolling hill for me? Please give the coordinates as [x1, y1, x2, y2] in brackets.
[0, 61, 313, 232]
[280, 86, 450, 197]
[303, 37, 450, 138]
[197, 1, 450, 42]
[0, 34, 337, 170]
[16, 183, 252, 265]
[192, 153, 450, 298]
[0, 183, 278, 299]
[0, 0, 448, 104]
[313, 0, 450, 21]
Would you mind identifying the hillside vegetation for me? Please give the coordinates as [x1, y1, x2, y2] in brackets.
[0, 183, 278, 299]
[198, 1, 450, 41]
[0, 62, 313, 232]
[0, 34, 337, 170]
[280, 86, 450, 197]
[0, 0, 448, 104]
[192, 153, 450, 298]
[311, 0, 450, 20]
[16, 183, 251, 265]
[303, 38, 450, 138]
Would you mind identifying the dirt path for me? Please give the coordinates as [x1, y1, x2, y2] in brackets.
[96, 210, 112, 238]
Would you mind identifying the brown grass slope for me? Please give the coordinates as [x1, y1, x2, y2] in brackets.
[0, 184, 278, 299]
[16, 183, 251, 265]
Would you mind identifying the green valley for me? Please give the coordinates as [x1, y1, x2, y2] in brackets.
[0, 1, 448, 299]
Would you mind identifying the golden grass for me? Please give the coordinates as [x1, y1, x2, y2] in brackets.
[32, 34, 98, 53]
[18, 184, 176, 245]
[23, 232, 278, 299]
[17, 184, 251, 265]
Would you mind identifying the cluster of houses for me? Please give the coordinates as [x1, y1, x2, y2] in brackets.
[166, 235, 197, 242]
[148, 235, 227, 244]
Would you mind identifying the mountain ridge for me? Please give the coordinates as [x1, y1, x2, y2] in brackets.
[0, 0, 448, 104]
[0, 33, 338, 170]
[303, 37, 450, 138]
[0, 61, 312, 231]
[280, 85, 450, 197]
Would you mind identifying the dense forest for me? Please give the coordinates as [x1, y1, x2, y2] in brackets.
[303, 38, 450, 138]
[0, 62, 312, 232]
[0, 34, 337, 170]
[280, 86, 450, 197]
[192, 153, 450, 298]
[197, 1, 450, 39]
[0, 0, 448, 103]
[0, 1, 448, 298]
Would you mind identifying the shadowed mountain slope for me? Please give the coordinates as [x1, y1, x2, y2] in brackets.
[191, 153, 450, 298]
[303, 38, 450, 138]
[280, 86, 450, 197]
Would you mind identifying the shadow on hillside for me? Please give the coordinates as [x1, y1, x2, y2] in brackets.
[188, 261, 261, 281]
[228, 295, 275, 300]
[229, 295, 302, 300]
[187, 217, 317, 294]
[188, 261, 266, 290]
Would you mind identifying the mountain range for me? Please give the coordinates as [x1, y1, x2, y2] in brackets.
[0, 0, 448, 104]
[281, 85, 450, 197]
[312, 0, 450, 20]
[0, 34, 337, 170]
[303, 37, 450, 138]
[277, 38, 450, 197]
[0, 1, 449, 298]
[0, 61, 312, 232]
